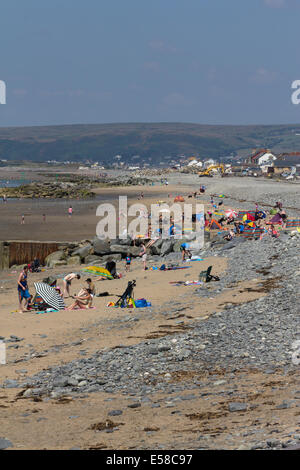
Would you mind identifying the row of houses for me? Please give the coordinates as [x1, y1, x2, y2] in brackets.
[244, 149, 300, 176]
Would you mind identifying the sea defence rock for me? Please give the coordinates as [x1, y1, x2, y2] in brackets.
[84, 255, 103, 265]
[71, 244, 92, 260]
[92, 238, 110, 255]
[67, 256, 81, 266]
[110, 245, 130, 256]
[160, 240, 174, 256]
[45, 250, 67, 267]
[150, 239, 163, 255]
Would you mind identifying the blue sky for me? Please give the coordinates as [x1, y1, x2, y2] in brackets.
[1, 0, 300, 126]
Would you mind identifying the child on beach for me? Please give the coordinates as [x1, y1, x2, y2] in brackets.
[85, 278, 96, 296]
[68, 206, 73, 218]
[125, 252, 132, 272]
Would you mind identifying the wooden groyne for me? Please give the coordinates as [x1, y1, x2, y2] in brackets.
[0, 241, 59, 269]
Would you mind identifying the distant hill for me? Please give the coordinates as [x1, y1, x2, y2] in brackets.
[1, 122, 300, 164]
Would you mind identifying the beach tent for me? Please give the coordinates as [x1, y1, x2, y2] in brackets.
[82, 266, 114, 279]
[237, 210, 255, 221]
[209, 219, 223, 230]
[33, 282, 65, 311]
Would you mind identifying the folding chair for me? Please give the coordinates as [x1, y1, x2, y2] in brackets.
[199, 266, 220, 283]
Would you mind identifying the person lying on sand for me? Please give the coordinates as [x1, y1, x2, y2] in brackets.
[65, 288, 93, 310]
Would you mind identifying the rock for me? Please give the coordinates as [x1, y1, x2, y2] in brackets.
[67, 256, 81, 266]
[110, 245, 130, 255]
[108, 410, 123, 416]
[150, 239, 163, 255]
[45, 250, 67, 267]
[71, 244, 92, 260]
[49, 260, 67, 268]
[99, 254, 122, 263]
[84, 255, 103, 265]
[160, 240, 174, 256]
[228, 403, 248, 412]
[53, 377, 69, 388]
[129, 246, 141, 257]
[0, 438, 13, 450]
[128, 403, 141, 408]
[3, 379, 19, 389]
[92, 238, 110, 255]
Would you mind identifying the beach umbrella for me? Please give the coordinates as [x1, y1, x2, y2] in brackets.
[225, 209, 238, 219]
[257, 210, 266, 219]
[82, 266, 114, 279]
[34, 282, 65, 311]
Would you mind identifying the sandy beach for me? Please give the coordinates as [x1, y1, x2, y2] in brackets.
[0, 173, 300, 450]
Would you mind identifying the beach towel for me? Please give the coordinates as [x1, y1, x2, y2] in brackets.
[35, 309, 59, 314]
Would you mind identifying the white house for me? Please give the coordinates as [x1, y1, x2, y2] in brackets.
[257, 152, 277, 167]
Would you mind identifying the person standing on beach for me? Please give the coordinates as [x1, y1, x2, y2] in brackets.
[21, 214, 25, 224]
[17, 265, 31, 313]
[63, 273, 80, 298]
[68, 206, 73, 218]
[139, 243, 147, 270]
[43, 213, 46, 223]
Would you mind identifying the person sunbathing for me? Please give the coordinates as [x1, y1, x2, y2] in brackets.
[66, 288, 93, 310]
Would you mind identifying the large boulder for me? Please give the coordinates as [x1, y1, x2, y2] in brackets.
[111, 237, 132, 246]
[150, 239, 163, 255]
[84, 255, 103, 265]
[49, 260, 67, 268]
[67, 255, 81, 265]
[128, 246, 141, 257]
[160, 240, 174, 257]
[110, 245, 129, 255]
[92, 238, 110, 255]
[71, 244, 92, 260]
[100, 253, 122, 263]
[45, 250, 66, 267]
